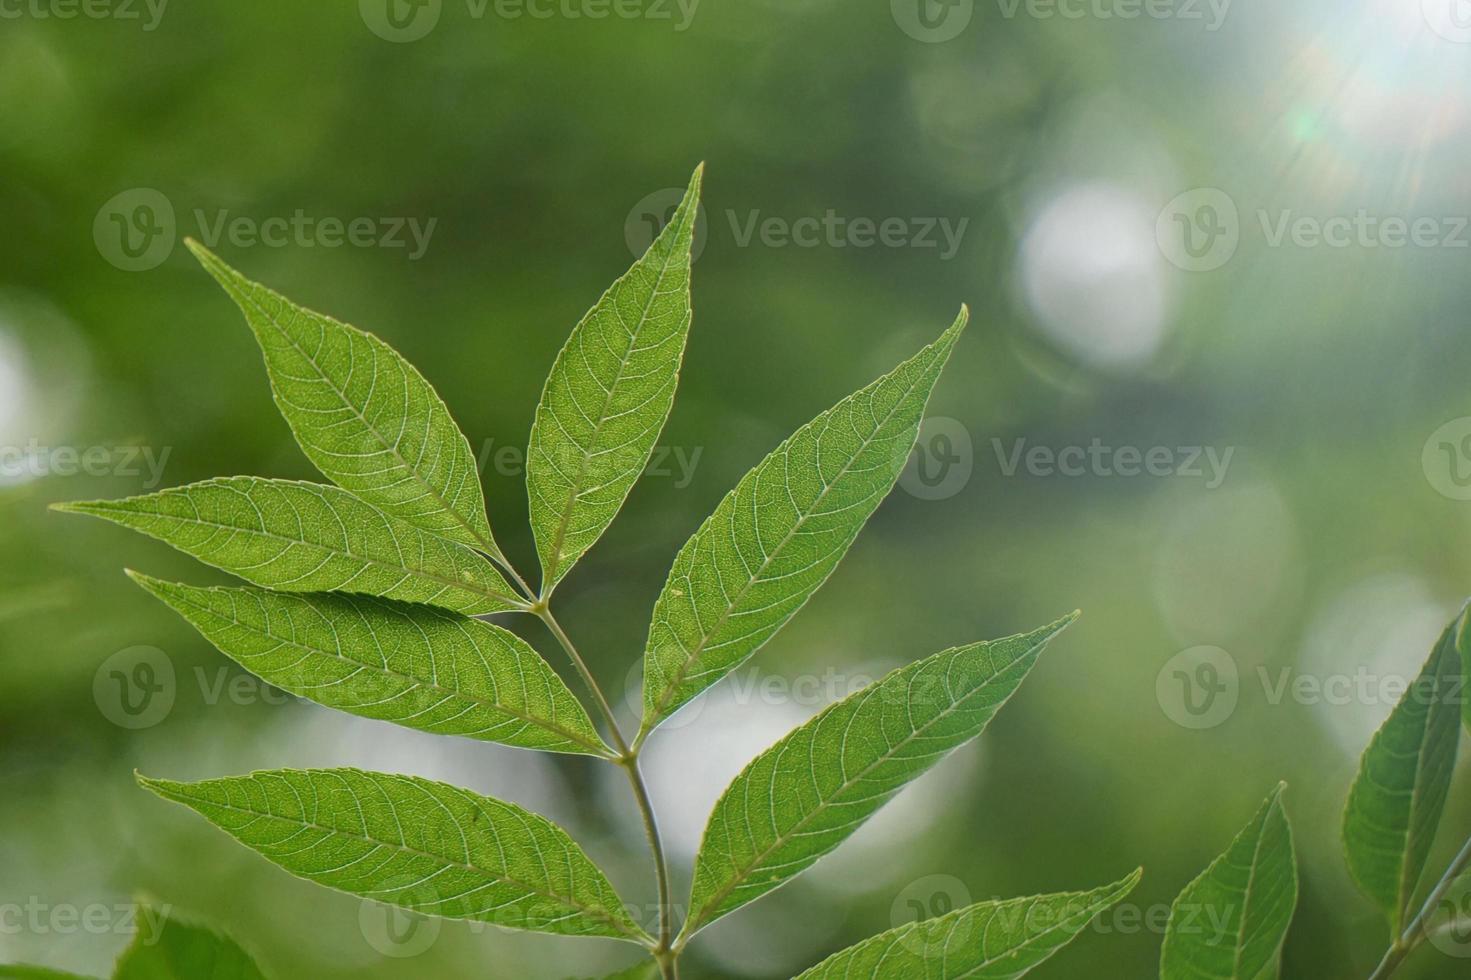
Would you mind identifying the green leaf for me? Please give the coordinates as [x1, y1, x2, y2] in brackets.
[640, 309, 968, 736]
[1462, 606, 1471, 738]
[1160, 785, 1298, 980]
[793, 871, 1141, 980]
[682, 616, 1072, 938]
[527, 166, 702, 595]
[187, 241, 501, 559]
[56, 478, 520, 616]
[137, 768, 648, 943]
[0, 969, 97, 979]
[1343, 607, 1466, 935]
[113, 904, 267, 980]
[129, 573, 609, 757]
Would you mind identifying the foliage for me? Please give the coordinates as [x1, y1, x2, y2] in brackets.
[35, 167, 1136, 978]
[19, 168, 1471, 978]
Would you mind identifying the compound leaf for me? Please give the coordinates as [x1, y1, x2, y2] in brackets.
[683, 616, 1072, 937]
[58, 478, 520, 616]
[794, 871, 1141, 980]
[138, 769, 647, 943]
[130, 573, 609, 757]
[1160, 785, 1297, 980]
[528, 166, 702, 594]
[640, 309, 968, 736]
[113, 904, 268, 980]
[1343, 607, 1466, 935]
[188, 242, 501, 559]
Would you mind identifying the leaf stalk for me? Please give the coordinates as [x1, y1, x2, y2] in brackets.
[533, 599, 679, 977]
[1368, 832, 1471, 980]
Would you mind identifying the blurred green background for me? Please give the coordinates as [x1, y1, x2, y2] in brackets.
[5, 0, 1471, 976]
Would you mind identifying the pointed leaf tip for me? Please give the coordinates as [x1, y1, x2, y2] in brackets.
[80, 478, 520, 615]
[684, 622, 1064, 934]
[135, 769, 646, 941]
[190, 248, 501, 556]
[1162, 787, 1297, 980]
[793, 872, 1142, 980]
[1344, 610, 1462, 933]
[526, 165, 702, 592]
[138, 582, 609, 755]
[640, 315, 970, 734]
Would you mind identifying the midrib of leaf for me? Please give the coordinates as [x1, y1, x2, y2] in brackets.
[231, 285, 502, 563]
[1235, 801, 1275, 977]
[643, 365, 939, 737]
[687, 645, 1039, 934]
[123, 505, 521, 608]
[158, 585, 606, 755]
[956, 901, 1104, 978]
[1397, 700, 1442, 923]
[160, 786, 642, 939]
[539, 218, 689, 592]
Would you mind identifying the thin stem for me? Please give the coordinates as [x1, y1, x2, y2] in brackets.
[1368, 833, 1471, 980]
[535, 606, 629, 755]
[621, 755, 677, 976]
[533, 604, 679, 976]
[481, 544, 538, 605]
